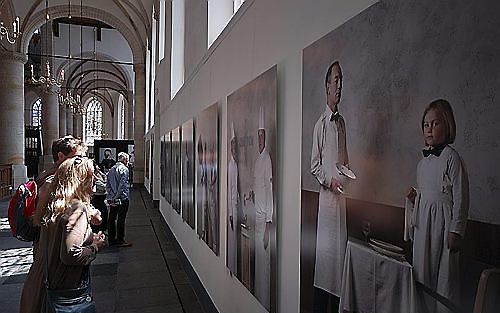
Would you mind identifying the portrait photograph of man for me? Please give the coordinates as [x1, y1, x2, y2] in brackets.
[99, 147, 117, 172]
[226, 65, 277, 312]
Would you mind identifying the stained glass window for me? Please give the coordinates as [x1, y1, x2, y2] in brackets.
[84, 98, 103, 145]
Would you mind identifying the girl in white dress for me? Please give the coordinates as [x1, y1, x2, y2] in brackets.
[407, 99, 469, 313]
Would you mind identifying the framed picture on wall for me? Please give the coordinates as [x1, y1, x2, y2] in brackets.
[181, 119, 195, 229]
[300, 1, 500, 312]
[171, 127, 181, 214]
[226, 65, 277, 312]
[196, 103, 219, 255]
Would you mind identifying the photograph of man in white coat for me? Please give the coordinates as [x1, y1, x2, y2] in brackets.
[227, 123, 239, 275]
[253, 107, 274, 310]
[310, 61, 349, 312]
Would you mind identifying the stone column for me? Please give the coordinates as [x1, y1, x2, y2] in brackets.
[59, 104, 67, 136]
[0, 51, 28, 187]
[73, 113, 83, 140]
[127, 91, 134, 139]
[40, 85, 60, 170]
[133, 64, 146, 184]
[66, 108, 74, 136]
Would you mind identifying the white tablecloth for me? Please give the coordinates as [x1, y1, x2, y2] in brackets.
[339, 240, 416, 313]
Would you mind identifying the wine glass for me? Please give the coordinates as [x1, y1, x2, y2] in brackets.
[362, 220, 371, 242]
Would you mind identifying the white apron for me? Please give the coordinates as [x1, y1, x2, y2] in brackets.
[253, 149, 273, 310]
[310, 108, 348, 296]
[412, 146, 468, 313]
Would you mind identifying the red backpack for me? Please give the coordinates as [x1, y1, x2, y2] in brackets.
[8, 180, 38, 241]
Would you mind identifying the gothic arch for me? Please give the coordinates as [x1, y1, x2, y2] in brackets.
[19, 5, 145, 67]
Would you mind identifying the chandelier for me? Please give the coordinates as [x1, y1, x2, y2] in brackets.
[30, 0, 63, 89]
[31, 61, 63, 88]
[0, 17, 20, 44]
[59, 90, 84, 114]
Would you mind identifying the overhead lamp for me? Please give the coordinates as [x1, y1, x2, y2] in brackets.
[0, 17, 21, 44]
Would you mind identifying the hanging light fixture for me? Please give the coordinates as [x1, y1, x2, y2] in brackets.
[89, 25, 101, 134]
[31, 0, 63, 88]
[59, 0, 82, 112]
[69, 0, 85, 115]
[0, 16, 21, 44]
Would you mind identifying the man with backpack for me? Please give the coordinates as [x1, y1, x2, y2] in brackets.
[9, 136, 97, 252]
[32, 136, 91, 228]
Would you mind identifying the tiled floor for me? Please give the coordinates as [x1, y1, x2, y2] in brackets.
[0, 187, 218, 313]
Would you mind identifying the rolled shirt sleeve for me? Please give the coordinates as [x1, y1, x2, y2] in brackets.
[311, 120, 330, 188]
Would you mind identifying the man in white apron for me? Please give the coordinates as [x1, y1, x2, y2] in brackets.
[227, 123, 239, 275]
[310, 61, 349, 311]
[254, 107, 274, 310]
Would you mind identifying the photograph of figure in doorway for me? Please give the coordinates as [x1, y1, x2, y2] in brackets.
[301, 1, 500, 313]
[226, 65, 277, 312]
[182, 119, 195, 229]
[196, 103, 219, 254]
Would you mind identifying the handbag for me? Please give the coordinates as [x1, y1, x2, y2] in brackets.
[42, 214, 97, 313]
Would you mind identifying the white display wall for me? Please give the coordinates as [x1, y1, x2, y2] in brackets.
[155, 1, 377, 313]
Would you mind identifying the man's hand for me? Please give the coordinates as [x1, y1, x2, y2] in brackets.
[330, 177, 343, 195]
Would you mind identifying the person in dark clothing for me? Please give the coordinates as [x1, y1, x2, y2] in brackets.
[106, 152, 131, 247]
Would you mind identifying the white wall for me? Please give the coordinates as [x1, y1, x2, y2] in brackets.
[155, 0, 376, 312]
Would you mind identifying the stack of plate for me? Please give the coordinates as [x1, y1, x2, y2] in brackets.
[369, 238, 405, 259]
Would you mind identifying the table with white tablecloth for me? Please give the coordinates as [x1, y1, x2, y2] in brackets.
[339, 239, 416, 313]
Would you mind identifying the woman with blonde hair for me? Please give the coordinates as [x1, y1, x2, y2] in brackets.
[20, 156, 106, 313]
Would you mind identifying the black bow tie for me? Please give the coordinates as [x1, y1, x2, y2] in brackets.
[422, 145, 445, 158]
[330, 112, 341, 122]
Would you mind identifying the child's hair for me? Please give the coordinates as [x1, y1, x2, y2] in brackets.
[421, 99, 456, 144]
[35, 156, 94, 225]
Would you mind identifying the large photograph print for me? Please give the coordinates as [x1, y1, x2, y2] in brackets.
[182, 119, 195, 229]
[171, 127, 181, 214]
[196, 103, 219, 254]
[300, 1, 500, 313]
[227, 65, 277, 312]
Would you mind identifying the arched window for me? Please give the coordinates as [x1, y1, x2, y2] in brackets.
[32, 98, 42, 127]
[84, 98, 103, 146]
[117, 95, 126, 139]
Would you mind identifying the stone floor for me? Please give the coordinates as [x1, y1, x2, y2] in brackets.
[0, 187, 218, 313]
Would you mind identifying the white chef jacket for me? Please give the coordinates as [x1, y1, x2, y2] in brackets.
[254, 148, 273, 310]
[310, 106, 348, 297]
[227, 156, 239, 275]
[410, 145, 469, 312]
